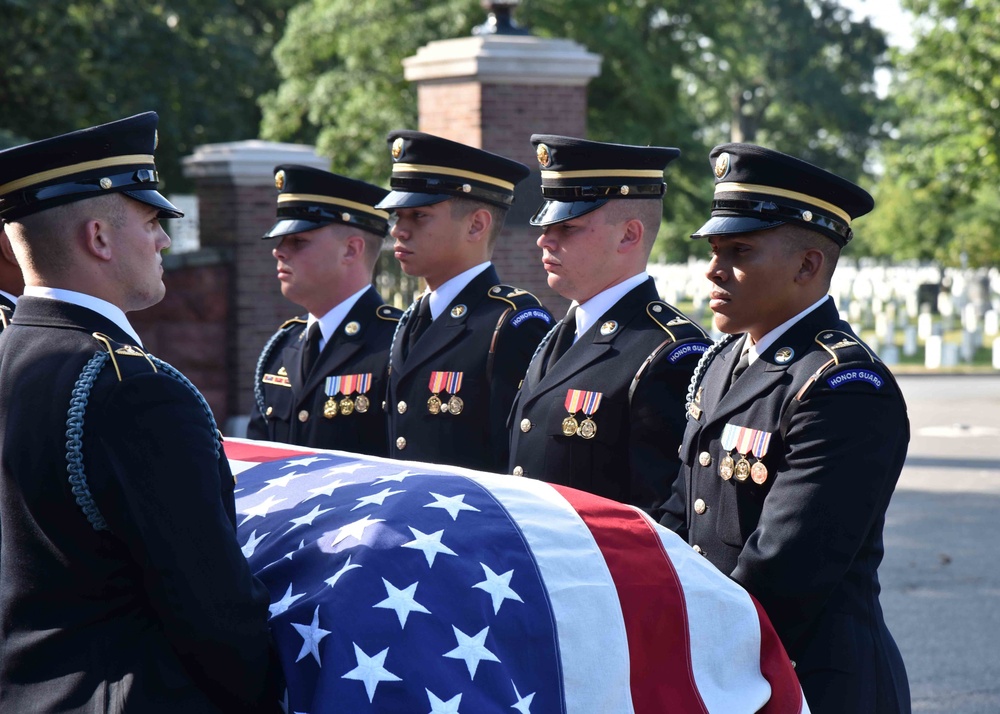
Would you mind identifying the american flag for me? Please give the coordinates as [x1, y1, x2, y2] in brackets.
[227, 438, 808, 714]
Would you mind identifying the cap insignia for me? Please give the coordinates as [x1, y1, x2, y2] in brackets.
[536, 143, 551, 168]
[391, 137, 404, 160]
[154, 129, 159, 150]
[344, 321, 360, 335]
[714, 152, 731, 180]
[775, 347, 795, 363]
[99, 177, 113, 190]
[274, 170, 286, 190]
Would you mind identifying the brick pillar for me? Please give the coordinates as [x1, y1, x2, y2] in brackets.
[403, 34, 601, 315]
[182, 141, 328, 431]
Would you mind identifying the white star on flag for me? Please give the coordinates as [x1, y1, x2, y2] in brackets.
[283, 540, 306, 560]
[262, 470, 305, 490]
[511, 682, 535, 713]
[325, 555, 362, 589]
[352, 487, 405, 511]
[426, 689, 462, 713]
[241, 529, 269, 558]
[269, 583, 306, 619]
[330, 514, 384, 547]
[305, 478, 348, 501]
[286, 504, 334, 533]
[317, 462, 371, 477]
[342, 643, 402, 702]
[292, 605, 331, 666]
[239, 494, 287, 526]
[424, 492, 481, 521]
[401, 526, 457, 567]
[373, 578, 431, 628]
[473, 563, 524, 614]
[443, 625, 500, 678]
[373, 469, 414, 484]
[281, 456, 329, 469]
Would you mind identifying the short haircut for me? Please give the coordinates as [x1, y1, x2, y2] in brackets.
[5, 193, 127, 277]
[449, 197, 509, 251]
[600, 198, 664, 253]
[783, 223, 841, 283]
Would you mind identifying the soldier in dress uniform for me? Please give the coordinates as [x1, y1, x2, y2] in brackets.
[0, 223, 22, 330]
[378, 130, 553, 472]
[660, 143, 911, 714]
[246, 165, 401, 454]
[508, 136, 710, 512]
[0, 114, 278, 713]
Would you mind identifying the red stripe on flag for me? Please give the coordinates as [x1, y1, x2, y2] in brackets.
[552, 485, 708, 714]
[223, 440, 310, 463]
[751, 597, 803, 714]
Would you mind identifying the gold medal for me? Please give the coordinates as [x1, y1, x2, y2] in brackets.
[751, 461, 768, 484]
[447, 395, 464, 415]
[339, 397, 355, 416]
[578, 417, 597, 440]
[427, 394, 442, 414]
[323, 397, 338, 419]
[734, 457, 751, 481]
[562, 416, 579, 437]
[719, 454, 735, 481]
[354, 394, 370, 413]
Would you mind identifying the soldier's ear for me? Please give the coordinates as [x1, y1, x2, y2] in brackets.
[466, 208, 492, 243]
[342, 233, 365, 262]
[82, 219, 113, 262]
[617, 218, 643, 253]
[794, 247, 825, 285]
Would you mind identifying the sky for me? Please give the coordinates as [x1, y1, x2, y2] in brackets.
[838, 0, 915, 50]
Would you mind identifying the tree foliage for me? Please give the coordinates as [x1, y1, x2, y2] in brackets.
[0, 0, 295, 189]
[865, 0, 1000, 267]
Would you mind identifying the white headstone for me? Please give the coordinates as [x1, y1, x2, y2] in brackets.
[925, 335, 942, 369]
[985, 310, 999, 336]
[993, 337, 1000, 370]
[903, 326, 919, 357]
[941, 342, 960, 367]
[918, 313, 934, 342]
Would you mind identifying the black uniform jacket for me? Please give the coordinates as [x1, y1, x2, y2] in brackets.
[661, 297, 910, 714]
[508, 278, 710, 512]
[386, 266, 552, 472]
[247, 286, 400, 455]
[0, 297, 278, 713]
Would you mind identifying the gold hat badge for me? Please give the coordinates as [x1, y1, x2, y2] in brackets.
[536, 143, 551, 168]
[714, 152, 730, 180]
[274, 170, 286, 190]
[391, 137, 404, 160]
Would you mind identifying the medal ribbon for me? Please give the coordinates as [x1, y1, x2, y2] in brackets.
[720, 423, 739, 451]
[735, 426, 756, 456]
[582, 391, 602, 416]
[324, 375, 343, 397]
[446, 371, 463, 394]
[341, 373, 358, 396]
[564, 389, 586, 414]
[750, 430, 771, 459]
[356, 373, 372, 394]
[429, 371, 448, 394]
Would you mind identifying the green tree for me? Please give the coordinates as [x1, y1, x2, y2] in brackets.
[0, 0, 295, 190]
[866, 0, 1000, 267]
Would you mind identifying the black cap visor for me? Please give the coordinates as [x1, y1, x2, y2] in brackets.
[529, 198, 609, 227]
[263, 217, 333, 239]
[123, 188, 184, 219]
[690, 215, 785, 239]
[374, 190, 451, 211]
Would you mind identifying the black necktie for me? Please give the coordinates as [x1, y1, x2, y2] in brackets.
[302, 322, 322, 377]
[406, 295, 432, 356]
[545, 305, 578, 373]
[729, 348, 751, 388]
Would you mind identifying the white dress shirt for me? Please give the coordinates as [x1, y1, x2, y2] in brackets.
[570, 271, 649, 342]
[425, 262, 491, 320]
[742, 295, 829, 365]
[23, 286, 144, 346]
[306, 285, 370, 352]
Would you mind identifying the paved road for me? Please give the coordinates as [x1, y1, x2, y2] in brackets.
[882, 375, 1000, 713]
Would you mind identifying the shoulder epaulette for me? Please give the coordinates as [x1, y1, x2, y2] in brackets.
[646, 301, 709, 342]
[377, 304, 403, 322]
[488, 284, 543, 309]
[91, 332, 157, 382]
[792, 330, 883, 404]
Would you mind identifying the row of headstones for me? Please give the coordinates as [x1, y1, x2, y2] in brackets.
[648, 261, 1000, 369]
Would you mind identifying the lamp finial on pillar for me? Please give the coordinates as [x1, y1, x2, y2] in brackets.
[473, 0, 530, 36]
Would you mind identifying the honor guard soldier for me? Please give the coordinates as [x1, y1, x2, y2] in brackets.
[0, 114, 278, 712]
[0, 223, 22, 331]
[378, 130, 552, 472]
[508, 136, 710, 512]
[246, 165, 401, 454]
[660, 144, 911, 714]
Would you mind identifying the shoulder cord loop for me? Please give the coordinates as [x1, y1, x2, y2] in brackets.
[684, 334, 738, 420]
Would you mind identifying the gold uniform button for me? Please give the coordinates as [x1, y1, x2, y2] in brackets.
[265, 406, 273, 417]
[397, 401, 407, 414]
[692, 544, 703, 554]
[512, 466, 524, 476]
[694, 498, 707, 515]
[396, 436, 407, 450]
[520, 418, 532, 433]
[297, 410, 309, 423]
[698, 451, 712, 467]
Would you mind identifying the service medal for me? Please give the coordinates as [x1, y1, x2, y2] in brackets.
[578, 418, 597, 439]
[565, 388, 603, 440]
[751, 461, 768, 484]
[720, 424, 739, 480]
[427, 394, 442, 414]
[734, 457, 751, 481]
[323, 397, 338, 419]
[562, 416, 579, 437]
[447, 395, 464, 415]
[339, 397, 355, 416]
[720, 455, 735, 481]
[354, 394, 370, 413]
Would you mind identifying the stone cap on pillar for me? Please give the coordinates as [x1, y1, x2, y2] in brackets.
[182, 140, 329, 186]
[403, 35, 601, 86]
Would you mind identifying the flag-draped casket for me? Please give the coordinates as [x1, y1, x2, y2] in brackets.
[227, 438, 808, 714]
